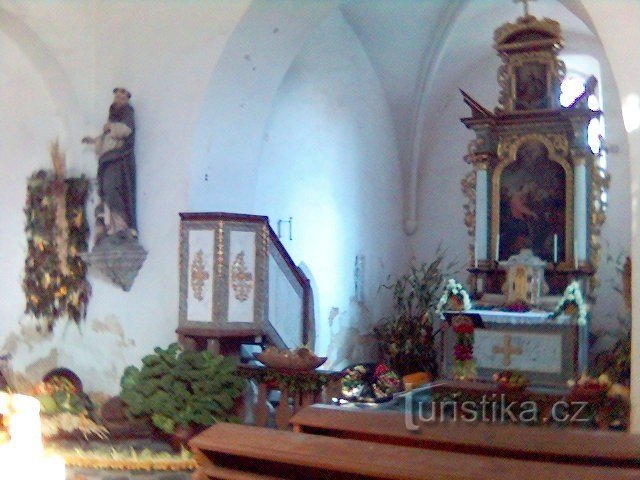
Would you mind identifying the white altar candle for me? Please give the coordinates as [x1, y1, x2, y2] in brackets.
[574, 240, 579, 270]
[553, 234, 558, 264]
[495, 234, 500, 262]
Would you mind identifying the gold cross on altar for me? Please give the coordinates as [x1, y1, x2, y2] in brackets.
[492, 334, 523, 366]
[514, 0, 535, 17]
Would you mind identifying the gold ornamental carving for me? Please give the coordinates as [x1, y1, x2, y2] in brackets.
[231, 251, 254, 302]
[494, 15, 562, 48]
[216, 221, 224, 277]
[190, 249, 210, 302]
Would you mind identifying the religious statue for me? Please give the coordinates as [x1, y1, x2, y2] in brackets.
[82, 87, 137, 242]
[80, 88, 146, 291]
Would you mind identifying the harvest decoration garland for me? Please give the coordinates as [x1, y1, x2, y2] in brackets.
[239, 367, 335, 394]
[44, 444, 196, 471]
[451, 315, 476, 379]
[436, 278, 472, 319]
[23, 154, 91, 331]
[551, 281, 588, 326]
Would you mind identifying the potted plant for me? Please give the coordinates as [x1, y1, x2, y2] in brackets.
[119, 343, 245, 449]
[373, 250, 453, 379]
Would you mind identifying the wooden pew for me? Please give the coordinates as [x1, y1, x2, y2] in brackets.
[291, 404, 640, 469]
[189, 422, 640, 479]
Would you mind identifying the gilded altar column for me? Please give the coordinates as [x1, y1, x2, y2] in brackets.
[573, 152, 588, 265]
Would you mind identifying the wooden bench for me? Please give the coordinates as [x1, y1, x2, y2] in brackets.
[291, 404, 640, 468]
[189, 422, 640, 479]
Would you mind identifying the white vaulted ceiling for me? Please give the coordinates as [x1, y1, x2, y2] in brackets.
[191, 0, 602, 233]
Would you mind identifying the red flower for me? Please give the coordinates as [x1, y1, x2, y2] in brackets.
[374, 364, 390, 377]
[453, 323, 474, 335]
[454, 344, 474, 361]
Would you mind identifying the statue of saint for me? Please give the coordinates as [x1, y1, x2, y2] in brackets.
[82, 88, 136, 242]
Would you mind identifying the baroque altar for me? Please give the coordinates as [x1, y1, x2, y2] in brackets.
[442, 9, 608, 386]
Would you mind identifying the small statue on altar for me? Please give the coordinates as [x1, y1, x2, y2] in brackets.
[82, 87, 137, 243]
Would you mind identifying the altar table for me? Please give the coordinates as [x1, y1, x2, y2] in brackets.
[443, 309, 588, 385]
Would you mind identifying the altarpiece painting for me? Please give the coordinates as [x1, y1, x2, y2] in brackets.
[497, 138, 570, 263]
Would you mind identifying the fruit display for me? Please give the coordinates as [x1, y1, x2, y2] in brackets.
[32, 372, 108, 440]
[372, 364, 402, 399]
[254, 345, 327, 371]
[341, 363, 403, 403]
[493, 371, 529, 391]
[341, 365, 368, 400]
[567, 373, 610, 389]
[567, 373, 612, 400]
[34, 375, 88, 416]
[402, 371, 431, 389]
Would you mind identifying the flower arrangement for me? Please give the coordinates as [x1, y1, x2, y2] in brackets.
[341, 365, 368, 399]
[551, 281, 588, 325]
[340, 363, 402, 402]
[372, 364, 402, 398]
[436, 278, 472, 319]
[503, 299, 531, 313]
[373, 250, 453, 376]
[451, 315, 476, 379]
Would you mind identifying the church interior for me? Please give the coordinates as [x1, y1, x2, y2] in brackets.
[1, 0, 640, 478]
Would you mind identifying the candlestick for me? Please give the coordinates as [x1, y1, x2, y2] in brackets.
[495, 234, 500, 263]
[474, 241, 478, 269]
[553, 234, 558, 264]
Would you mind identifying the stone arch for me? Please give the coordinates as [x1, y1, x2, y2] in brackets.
[0, 7, 84, 154]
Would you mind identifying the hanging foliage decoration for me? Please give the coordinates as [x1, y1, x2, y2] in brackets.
[23, 147, 91, 331]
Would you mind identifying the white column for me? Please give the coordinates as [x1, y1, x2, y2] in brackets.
[475, 167, 488, 262]
[573, 161, 588, 263]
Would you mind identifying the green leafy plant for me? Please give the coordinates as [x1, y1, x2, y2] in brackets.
[373, 249, 454, 376]
[119, 343, 245, 435]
